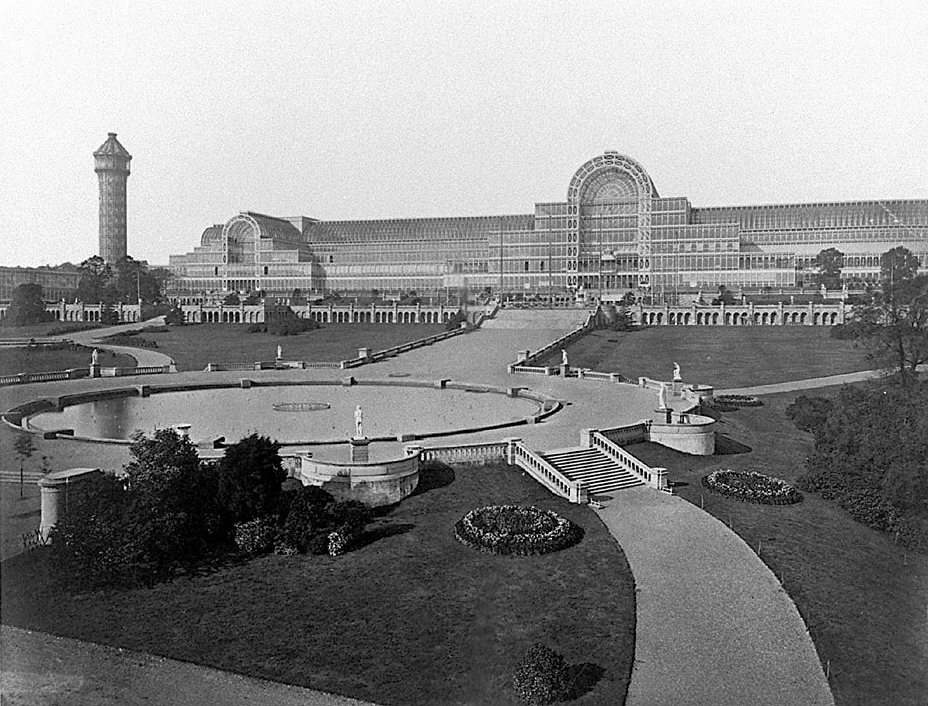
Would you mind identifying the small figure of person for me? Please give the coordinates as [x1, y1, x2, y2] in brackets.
[354, 405, 364, 438]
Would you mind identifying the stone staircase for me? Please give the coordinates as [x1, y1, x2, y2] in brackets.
[541, 447, 644, 496]
[481, 308, 591, 330]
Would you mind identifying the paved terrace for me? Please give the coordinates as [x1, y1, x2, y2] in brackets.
[1, 309, 833, 705]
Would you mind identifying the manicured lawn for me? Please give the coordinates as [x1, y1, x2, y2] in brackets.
[136, 323, 448, 371]
[540, 327, 870, 388]
[625, 389, 928, 706]
[1, 461, 636, 706]
[0, 346, 136, 376]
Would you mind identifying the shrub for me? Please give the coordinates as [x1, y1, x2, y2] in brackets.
[702, 470, 803, 505]
[234, 516, 277, 556]
[454, 505, 582, 556]
[164, 306, 186, 325]
[327, 531, 348, 556]
[513, 643, 568, 705]
[281, 488, 372, 555]
[785, 395, 834, 435]
[838, 489, 897, 532]
[266, 317, 318, 336]
[247, 323, 266, 333]
[217, 434, 286, 524]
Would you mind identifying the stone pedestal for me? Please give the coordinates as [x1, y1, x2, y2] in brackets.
[89, 364, 101, 378]
[349, 437, 370, 463]
[560, 363, 570, 377]
[657, 407, 673, 424]
[672, 380, 683, 396]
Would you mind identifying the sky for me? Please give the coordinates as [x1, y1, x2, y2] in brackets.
[2, 0, 926, 267]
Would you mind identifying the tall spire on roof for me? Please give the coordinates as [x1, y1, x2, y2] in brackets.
[94, 133, 132, 262]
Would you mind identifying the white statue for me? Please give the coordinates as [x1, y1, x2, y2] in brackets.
[658, 382, 669, 410]
[91, 348, 99, 366]
[354, 405, 364, 438]
[673, 363, 682, 381]
[276, 345, 283, 360]
[821, 283, 827, 297]
[561, 349, 568, 366]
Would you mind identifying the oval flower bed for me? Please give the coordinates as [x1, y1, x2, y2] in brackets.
[702, 469, 803, 505]
[454, 505, 582, 555]
[713, 394, 763, 407]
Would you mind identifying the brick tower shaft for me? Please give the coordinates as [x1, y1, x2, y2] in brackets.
[94, 133, 132, 262]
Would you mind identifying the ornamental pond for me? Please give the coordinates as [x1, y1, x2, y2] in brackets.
[27, 384, 543, 447]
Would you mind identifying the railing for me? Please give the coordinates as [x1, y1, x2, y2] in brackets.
[0, 368, 90, 386]
[508, 365, 552, 375]
[588, 430, 666, 490]
[343, 325, 470, 368]
[508, 439, 586, 504]
[419, 441, 508, 465]
[597, 422, 649, 446]
[206, 362, 258, 372]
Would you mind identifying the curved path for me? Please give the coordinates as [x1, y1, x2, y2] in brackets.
[1, 309, 834, 705]
[717, 362, 927, 397]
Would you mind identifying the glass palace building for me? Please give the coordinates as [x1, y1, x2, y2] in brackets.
[167, 152, 928, 301]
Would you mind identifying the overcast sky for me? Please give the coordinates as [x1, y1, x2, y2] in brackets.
[3, 0, 926, 267]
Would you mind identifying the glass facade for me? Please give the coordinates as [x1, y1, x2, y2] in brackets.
[167, 154, 928, 301]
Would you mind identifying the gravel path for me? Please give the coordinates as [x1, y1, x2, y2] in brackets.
[597, 488, 834, 706]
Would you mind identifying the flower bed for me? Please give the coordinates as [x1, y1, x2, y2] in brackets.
[713, 394, 763, 407]
[702, 469, 802, 505]
[453, 505, 582, 556]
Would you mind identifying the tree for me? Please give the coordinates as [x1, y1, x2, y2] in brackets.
[851, 246, 928, 385]
[814, 247, 845, 289]
[164, 306, 186, 325]
[290, 288, 306, 305]
[5, 283, 50, 325]
[76, 256, 114, 304]
[222, 292, 241, 305]
[711, 285, 735, 306]
[111, 256, 161, 303]
[217, 434, 286, 523]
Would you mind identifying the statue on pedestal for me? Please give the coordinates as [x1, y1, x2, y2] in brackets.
[276, 345, 283, 360]
[354, 405, 364, 438]
[91, 348, 99, 366]
[673, 362, 682, 381]
[561, 349, 568, 366]
[658, 382, 669, 410]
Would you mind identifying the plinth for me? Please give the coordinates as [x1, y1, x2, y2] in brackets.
[656, 407, 673, 424]
[89, 363, 101, 378]
[349, 437, 370, 463]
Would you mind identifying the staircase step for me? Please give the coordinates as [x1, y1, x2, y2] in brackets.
[540, 447, 646, 496]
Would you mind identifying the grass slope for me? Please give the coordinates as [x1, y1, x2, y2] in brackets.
[1, 462, 636, 706]
[137, 323, 447, 371]
[0, 346, 136, 376]
[541, 327, 870, 388]
[626, 390, 928, 706]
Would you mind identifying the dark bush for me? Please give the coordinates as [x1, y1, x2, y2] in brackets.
[247, 323, 266, 333]
[280, 487, 372, 555]
[266, 317, 318, 336]
[164, 306, 186, 325]
[512, 643, 568, 705]
[785, 395, 834, 435]
[702, 469, 803, 505]
[838, 489, 898, 532]
[713, 394, 763, 407]
[217, 434, 286, 524]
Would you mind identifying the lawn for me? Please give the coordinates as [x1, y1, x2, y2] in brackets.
[625, 389, 928, 706]
[134, 323, 448, 371]
[0, 322, 103, 338]
[0, 345, 136, 376]
[540, 327, 871, 388]
[1, 461, 636, 706]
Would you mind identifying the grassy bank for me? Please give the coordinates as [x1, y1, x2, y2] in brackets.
[133, 323, 448, 371]
[542, 327, 870, 388]
[626, 389, 927, 706]
[0, 345, 136, 376]
[1, 461, 636, 706]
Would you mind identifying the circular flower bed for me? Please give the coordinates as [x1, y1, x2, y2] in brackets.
[702, 469, 803, 505]
[713, 394, 763, 407]
[454, 505, 582, 556]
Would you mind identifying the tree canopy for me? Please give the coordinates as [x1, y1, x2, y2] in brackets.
[814, 247, 844, 289]
[849, 246, 928, 385]
[5, 283, 51, 325]
[76, 255, 162, 304]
